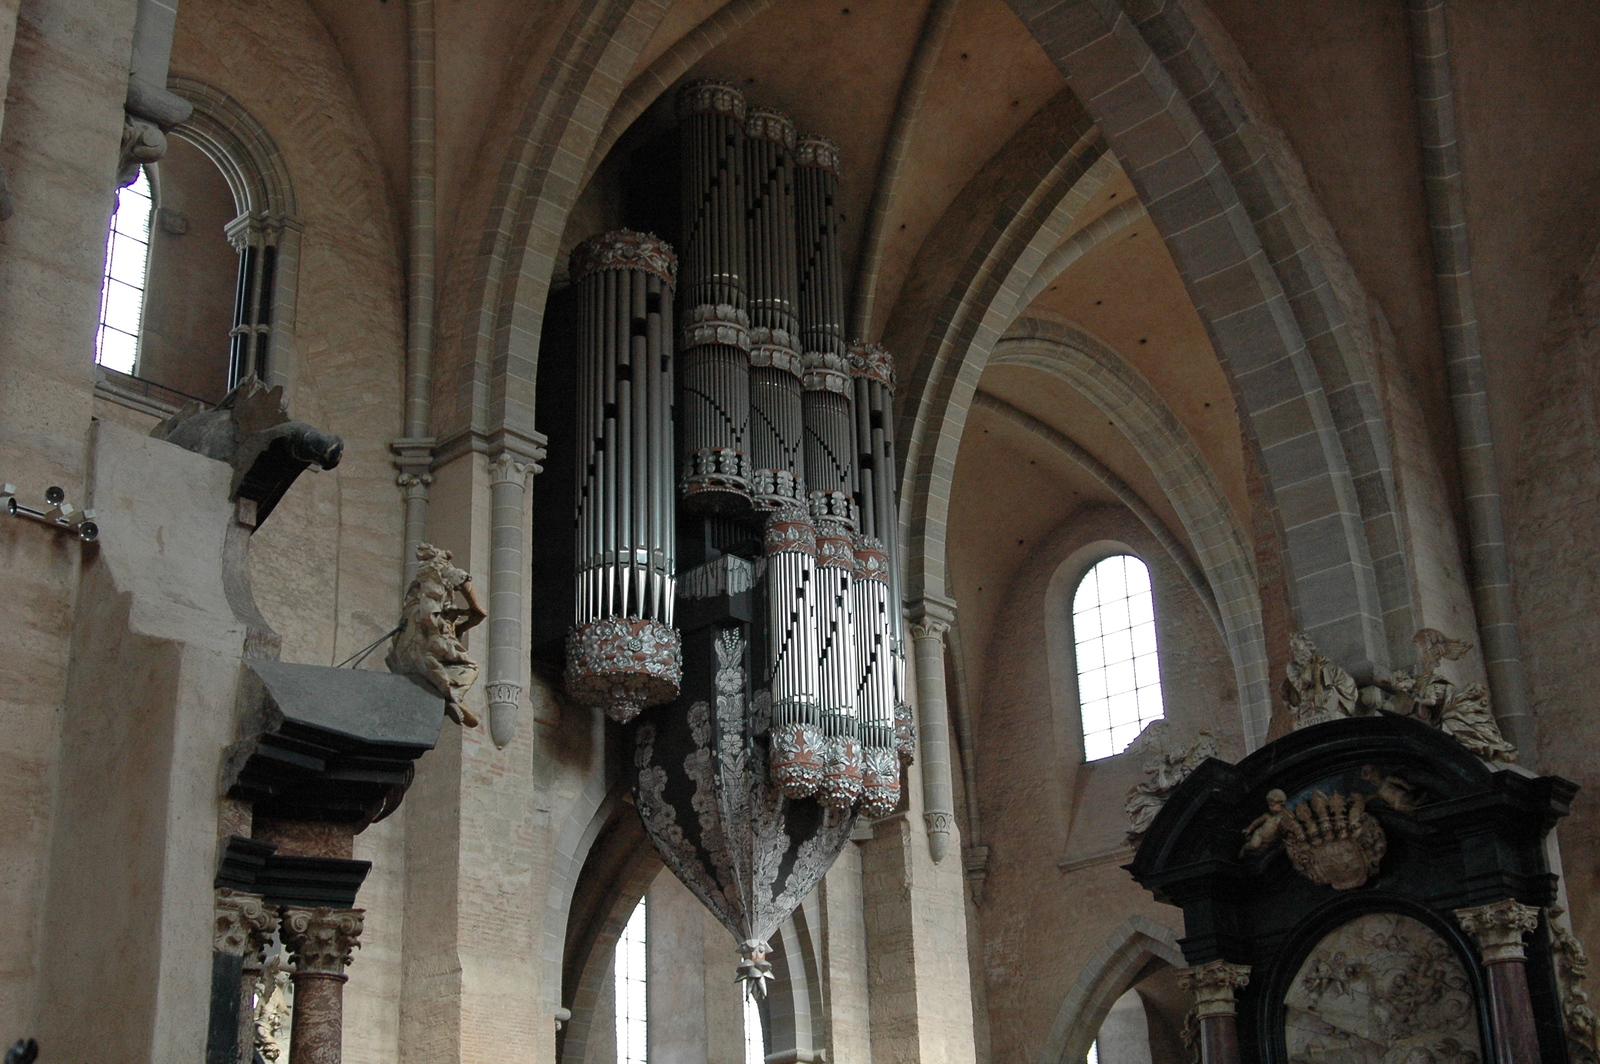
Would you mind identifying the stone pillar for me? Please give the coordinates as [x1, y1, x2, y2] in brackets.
[1457, 899, 1543, 1064]
[281, 907, 364, 1064]
[486, 449, 540, 748]
[908, 597, 956, 861]
[210, 889, 276, 1064]
[1177, 960, 1251, 1064]
[393, 464, 433, 585]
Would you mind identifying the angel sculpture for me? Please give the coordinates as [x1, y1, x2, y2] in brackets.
[1361, 764, 1420, 814]
[1240, 788, 1296, 856]
[387, 543, 487, 727]
[1381, 628, 1473, 723]
[1283, 632, 1359, 729]
[1438, 683, 1518, 762]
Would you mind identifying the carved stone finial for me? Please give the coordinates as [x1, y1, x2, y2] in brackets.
[214, 889, 276, 959]
[1283, 632, 1359, 729]
[1178, 960, 1252, 1019]
[281, 907, 365, 977]
[386, 543, 486, 728]
[1456, 899, 1541, 964]
[1124, 722, 1219, 845]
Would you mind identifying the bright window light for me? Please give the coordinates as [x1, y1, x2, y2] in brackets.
[1087, 1039, 1099, 1064]
[1075, 555, 1165, 760]
[96, 168, 154, 373]
[744, 990, 766, 1064]
[615, 897, 648, 1064]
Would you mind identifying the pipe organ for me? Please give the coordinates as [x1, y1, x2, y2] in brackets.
[564, 79, 913, 983]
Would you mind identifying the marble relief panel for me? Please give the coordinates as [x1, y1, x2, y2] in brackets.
[1284, 913, 1482, 1064]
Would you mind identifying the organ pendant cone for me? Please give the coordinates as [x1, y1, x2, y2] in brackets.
[566, 80, 909, 994]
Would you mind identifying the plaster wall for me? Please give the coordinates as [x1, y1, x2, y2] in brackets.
[967, 503, 1237, 1064]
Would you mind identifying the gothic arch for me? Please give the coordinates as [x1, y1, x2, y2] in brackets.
[988, 318, 1270, 747]
[1002, 0, 1416, 674]
[767, 897, 826, 1062]
[1035, 915, 1186, 1064]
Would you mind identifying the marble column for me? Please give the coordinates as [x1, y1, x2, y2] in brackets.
[1457, 899, 1543, 1064]
[1178, 960, 1251, 1064]
[281, 907, 364, 1064]
[908, 597, 956, 861]
[211, 889, 276, 1064]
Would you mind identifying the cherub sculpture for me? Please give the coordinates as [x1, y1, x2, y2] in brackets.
[387, 543, 487, 727]
[1240, 788, 1295, 856]
[1283, 632, 1359, 729]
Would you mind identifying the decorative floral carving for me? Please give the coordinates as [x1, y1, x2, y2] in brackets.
[801, 349, 851, 393]
[745, 107, 795, 148]
[820, 733, 864, 809]
[568, 229, 677, 285]
[1281, 790, 1386, 890]
[893, 700, 918, 765]
[795, 133, 842, 175]
[677, 78, 746, 121]
[214, 889, 276, 958]
[280, 907, 364, 977]
[847, 341, 896, 388]
[858, 745, 900, 818]
[1285, 912, 1481, 1064]
[564, 616, 682, 723]
[680, 303, 751, 351]
[1178, 959, 1251, 1019]
[1362, 764, 1424, 814]
[1549, 904, 1600, 1063]
[683, 446, 753, 496]
[387, 543, 486, 728]
[253, 959, 293, 1062]
[1456, 898, 1540, 964]
[1124, 722, 1218, 845]
[770, 720, 826, 798]
[1284, 632, 1359, 729]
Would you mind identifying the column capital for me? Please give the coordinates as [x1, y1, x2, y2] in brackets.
[1178, 960, 1252, 1019]
[1457, 899, 1540, 963]
[281, 907, 365, 978]
[489, 451, 536, 486]
[214, 889, 276, 959]
[906, 594, 956, 635]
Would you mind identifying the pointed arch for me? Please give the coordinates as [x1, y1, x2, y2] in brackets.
[1035, 916, 1185, 1064]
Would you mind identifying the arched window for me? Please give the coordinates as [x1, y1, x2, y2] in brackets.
[1074, 554, 1165, 760]
[95, 168, 155, 373]
[743, 991, 766, 1064]
[615, 897, 648, 1064]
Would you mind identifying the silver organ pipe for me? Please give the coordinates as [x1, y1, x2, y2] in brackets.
[745, 108, 806, 512]
[765, 505, 825, 798]
[815, 520, 863, 807]
[851, 536, 899, 818]
[677, 80, 753, 514]
[795, 135, 857, 530]
[565, 231, 682, 724]
[848, 340, 916, 766]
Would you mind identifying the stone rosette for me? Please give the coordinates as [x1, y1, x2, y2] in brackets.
[568, 229, 677, 286]
[565, 617, 683, 723]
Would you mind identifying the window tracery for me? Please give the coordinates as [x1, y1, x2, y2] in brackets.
[1074, 554, 1166, 761]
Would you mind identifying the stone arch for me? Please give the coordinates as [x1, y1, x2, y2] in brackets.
[1035, 915, 1186, 1064]
[988, 318, 1270, 747]
[766, 895, 826, 1062]
[554, 778, 664, 1064]
[434, 0, 672, 448]
[1000, 0, 1417, 674]
[164, 74, 302, 392]
[892, 90, 1114, 614]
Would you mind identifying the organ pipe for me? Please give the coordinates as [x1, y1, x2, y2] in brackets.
[796, 135, 857, 530]
[816, 520, 863, 807]
[766, 505, 825, 798]
[745, 107, 806, 512]
[677, 80, 753, 514]
[564, 231, 681, 723]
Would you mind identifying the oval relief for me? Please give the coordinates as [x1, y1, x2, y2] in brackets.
[1284, 912, 1482, 1064]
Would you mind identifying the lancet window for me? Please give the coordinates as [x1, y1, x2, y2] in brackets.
[615, 897, 648, 1064]
[95, 168, 155, 373]
[1074, 554, 1166, 760]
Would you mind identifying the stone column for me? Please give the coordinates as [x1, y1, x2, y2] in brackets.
[486, 448, 540, 748]
[909, 597, 956, 861]
[393, 466, 433, 585]
[1457, 899, 1543, 1064]
[211, 889, 276, 1064]
[281, 907, 364, 1064]
[1178, 960, 1251, 1064]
